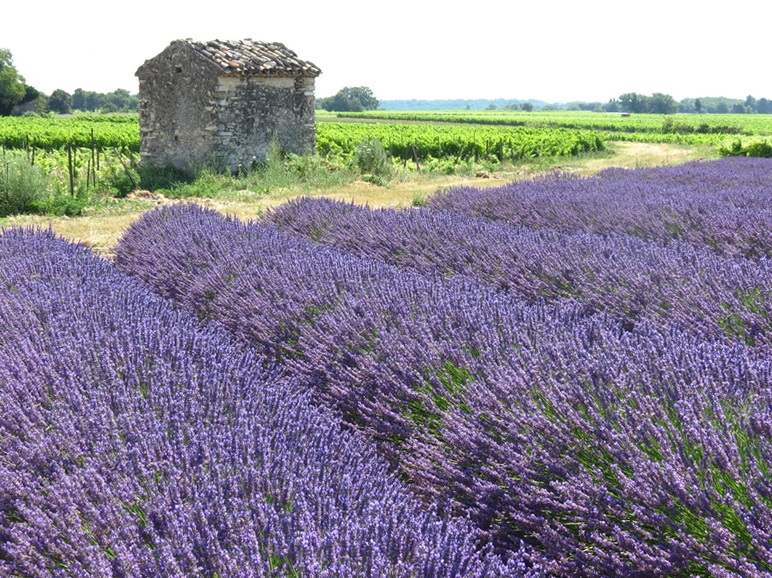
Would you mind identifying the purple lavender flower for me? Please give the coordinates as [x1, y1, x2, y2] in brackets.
[262, 195, 772, 347]
[0, 226, 533, 577]
[425, 157, 772, 259]
[113, 204, 772, 576]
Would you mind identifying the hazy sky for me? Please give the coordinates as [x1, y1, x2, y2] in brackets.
[4, 0, 769, 104]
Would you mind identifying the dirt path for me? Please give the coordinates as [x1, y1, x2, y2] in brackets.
[2, 142, 715, 257]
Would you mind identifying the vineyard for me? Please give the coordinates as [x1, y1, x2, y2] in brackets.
[0, 115, 139, 151]
[330, 110, 772, 146]
[0, 115, 607, 214]
[0, 115, 604, 163]
[0, 116, 141, 209]
[2, 112, 770, 160]
[316, 122, 605, 162]
[3, 112, 771, 175]
[4, 157, 772, 576]
[332, 109, 772, 135]
[0, 112, 769, 220]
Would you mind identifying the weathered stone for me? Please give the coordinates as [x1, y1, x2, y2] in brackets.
[135, 39, 321, 173]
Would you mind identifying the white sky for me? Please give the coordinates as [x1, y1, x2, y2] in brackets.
[3, 0, 769, 104]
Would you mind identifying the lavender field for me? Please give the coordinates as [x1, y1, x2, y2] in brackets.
[3, 157, 772, 577]
[424, 157, 772, 260]
[0, 228, 531, 577]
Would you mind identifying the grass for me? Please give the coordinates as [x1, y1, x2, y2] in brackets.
[0, 142, 717, 257]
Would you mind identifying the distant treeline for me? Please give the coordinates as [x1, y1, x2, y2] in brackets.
[379, 98, 552, 111]
[381, 95, 772, 114]
[12, 88, 139, 116]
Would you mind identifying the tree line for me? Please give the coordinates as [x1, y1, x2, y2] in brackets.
[1, 49, 138, 116]
[316, 86, 379, 112]
[4, 47, 771, 117]
[566, 93, 772, 115]
[42, 88, 138, 115]
[323, 87, 772, 115]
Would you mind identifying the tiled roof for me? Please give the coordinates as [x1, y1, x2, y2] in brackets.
[179, 38, 321, 77]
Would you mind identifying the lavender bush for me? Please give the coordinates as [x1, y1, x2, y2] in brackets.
[0, 227, 532, 577]
[262, 196, 772, 347]
[115, 204, 772, 577]
[425, 157, 772, 259]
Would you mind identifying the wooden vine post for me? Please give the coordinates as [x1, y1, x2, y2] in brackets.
[67, 144, 75, 196]
[115, 148, 140, 191]
[90, 129, 97, 188]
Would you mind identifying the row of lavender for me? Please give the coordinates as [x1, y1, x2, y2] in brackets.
[262, 195, 772, 349]
[426, 157, 772, 260]
[0, 228, 530, 577]
[114, 203, 772, 577]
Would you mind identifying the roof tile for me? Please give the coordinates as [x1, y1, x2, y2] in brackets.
[180, 38, 321, 77]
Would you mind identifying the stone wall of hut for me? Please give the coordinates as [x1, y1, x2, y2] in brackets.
[137, 42, 317, 173]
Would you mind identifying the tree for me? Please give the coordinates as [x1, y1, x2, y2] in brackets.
[618, 92, 677, 114]
[648, 92, 678, 114]
[104, 88, 135, 111]
[72, 88, 104, 112]
[71, 88, 86, 111]
[85, 91, 104, 111]
[618, 92, 648, 113]
[0, 49, 28, 115]
[341, 86, 379, 110]
[72, 88, 102, 112]
[520, 102, 534, 112]
[694, 98, 702, 114]
[47, 89, 72, 114]
[319, 86, 379, 112]
[10, 85, 44, 115]
[319, 92, 361, 112]
[72, 88, 137, 113]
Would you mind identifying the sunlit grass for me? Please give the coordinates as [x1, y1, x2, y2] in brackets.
[0, 142, 716, 256]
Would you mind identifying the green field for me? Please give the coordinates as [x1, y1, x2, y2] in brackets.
[0, 110, 768, 227]
[316, 121, 605, 163]
[1, 114, 605, 160]
[3, 111, 771, 162]
[328, 109, 772, 134]
[0, 114, 607, 207]
[326, 110, 772, 146]
[0, 114, 139, 151]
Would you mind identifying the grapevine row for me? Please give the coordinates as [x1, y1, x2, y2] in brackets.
[1, 116, 604, 163]
[333, 110, 772, 135]
[0, 115, 139, 151]
[317, 121, 604, 161]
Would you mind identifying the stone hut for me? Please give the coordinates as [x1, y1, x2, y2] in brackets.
[135, 38, 321, 172]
